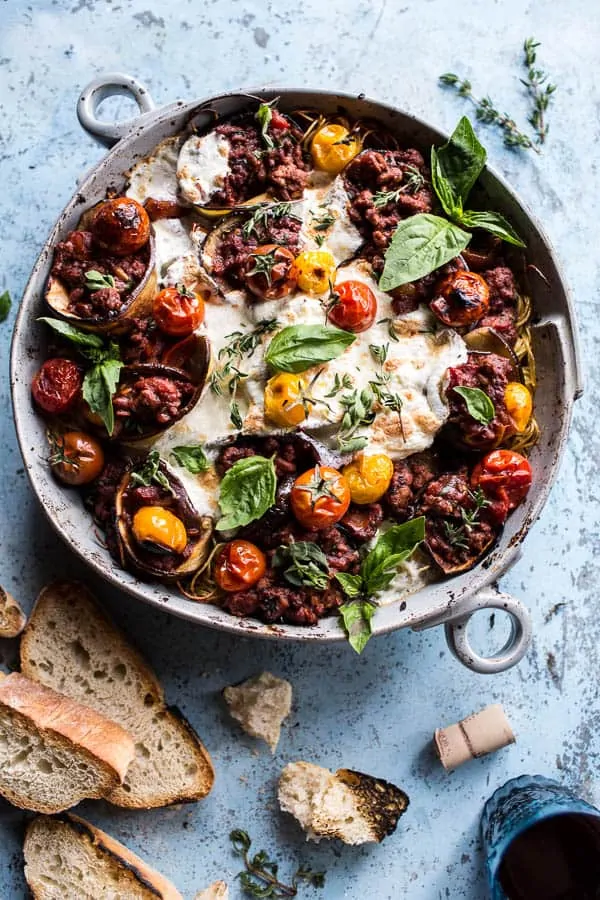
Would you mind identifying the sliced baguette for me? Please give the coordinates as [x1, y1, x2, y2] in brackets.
[24, 813, 183, 899]
[0, 673, 134, 813]
[21, 580, 215, 808]
[0, 585, 27, 638]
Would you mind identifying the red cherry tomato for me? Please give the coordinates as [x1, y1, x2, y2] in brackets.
[50, 431, 105, 485]
[214, 540, 267, 592]
[328, 280, 377, 333]
[153, 286, 205, 337]
[244, 244, 297, 301]
[430, 270, 490, 327]
[32, 358, 82, 414]
[290, 465, 351, 530]
[471, 450, 533, 519]
[91, 197, 151, 256]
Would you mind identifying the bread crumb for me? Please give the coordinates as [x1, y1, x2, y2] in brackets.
[223, 672, 292, 752]
[195, 881, 228, 900]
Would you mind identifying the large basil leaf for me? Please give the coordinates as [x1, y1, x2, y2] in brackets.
[361, 517, 426, 595]
[264, 325, 356, 373]
[171, 444, 210, 474]
[82, 358, 123, 437]
[216, 455, 277, 531]
[459, 209, 526, 248]
[379, 214, 471, 290]
[273, 542, 330, 590]
[38, 317, 105, 350]
[339, 600, 376, 654]
[432, 116, 486, 210]
[452, 386, 495, 425]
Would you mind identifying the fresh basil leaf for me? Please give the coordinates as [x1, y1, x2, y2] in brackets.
[82, 358, 123, 436]
[130, 450, 173, 495]
[85, 269, 116, 291]
[171, 444, 210, 474]
[273, 542, 330, 590]
[339, 600, 376, 654]
[256, 102, 275, 150]
[432, 116, 487, 209]
[379, 214, 471, 290]
[453, 386, 495, 425]
[38, 317, 105, 350]
[335, 572, 363, 598]
[0, 290, 11, 323]
[216, 455, 277, 531]
[459, 209, 526, 248]
[338, 436, 369, 454]
[265, 325, 356, 374]
[361, 516, 426, 595]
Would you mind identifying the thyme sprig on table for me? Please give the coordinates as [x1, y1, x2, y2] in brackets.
[230, 829, 325, 897]
[521, 37, 557, 145]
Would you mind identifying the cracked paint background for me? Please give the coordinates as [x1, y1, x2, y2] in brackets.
[0, 0, 598, 897]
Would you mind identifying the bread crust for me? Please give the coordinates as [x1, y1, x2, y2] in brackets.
[0, 586, 27, 638]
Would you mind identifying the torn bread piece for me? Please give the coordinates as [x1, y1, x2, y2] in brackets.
[20, 580, 214, 809]
[24, 813, 183, 899]
[278, 761, 409, 845]
[0, 586, 27, 638]
[0, 673, 134, 813]
[223, 671, 292, 752]
[195, 881, 229, 900]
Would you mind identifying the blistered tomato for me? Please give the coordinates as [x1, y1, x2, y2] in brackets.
[311, 124, 361, 174]
[328, 280, 377, 333]
[293, 250, 336, 295]
[342, 453, 394, 505]
[49, 431, 105, 486]
[214, 540, 267, 592]
[430, 271, 490, 327]
[290, 465, 351, 529]
[471, 449, 533, 515]
[264, 373, 308, 427]
[153, 285, 205, 337]
[504, 382, 533, 432]
[91, 197, 151, 256]
[32, 358, 82, 415]
[244, 244, 297, 301]
[132, 506, 188, 553]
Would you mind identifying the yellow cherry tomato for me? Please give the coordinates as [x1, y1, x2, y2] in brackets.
[293, 250, 336, 295]
[264, 373, 308, 427]
[132, 506, 188, 554]
[311, 124, 361, 174]
[504, 382, 533, 433]
[342, 453, 394, 505]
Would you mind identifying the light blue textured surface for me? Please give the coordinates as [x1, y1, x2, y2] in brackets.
[0, 2, 598, 897]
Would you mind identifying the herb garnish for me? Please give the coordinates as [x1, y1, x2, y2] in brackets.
[242, 202, 301, 239]
[265, 324, 356, 374]
[377, 317, 400, 342]
[312, 210, 336, 232]
[0, 290, 11, 323]
[337, 517, 426, 653]
[368, 343, 405, 440]
[255, 100, 278, 150]
[337, 387, 375, 452]
[324, 372, 354, 398]
[372, 166, 425, 207]
[230, 829, 325, 897]
[216, 455, 277, 531]
[246, 250, 279, 286]
[170, 444, 210, 474]
[443, 488, 490, 551]
[522, 37, 556, 146]
[452, 385, 495, 425]
[273, 542, 330, 591]
[38, 317, 123, 435]
[379, 213, 471, 291]
[130, 450, 174, 495]
[85, 269, 116, 291]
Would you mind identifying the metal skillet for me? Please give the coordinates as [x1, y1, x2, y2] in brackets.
[9, 73, 583, 673]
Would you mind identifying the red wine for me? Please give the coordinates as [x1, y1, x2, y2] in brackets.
[499, 813, 600, 899]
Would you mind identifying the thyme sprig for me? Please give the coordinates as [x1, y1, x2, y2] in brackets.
[522, 37, 556, 145]
[130, 450, 174, 495]
[372, 166, 425, 207]
[443, 488, 491, 550]
[368, 343, 405, 440]
[242, 202, 301, 239]
[230, 829, 325, 897]
[246, 250, 279, 286]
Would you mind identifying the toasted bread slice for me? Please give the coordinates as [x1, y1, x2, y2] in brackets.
[0, 673, 134, 813]
[0, 585, 27, 638]
[20, 581, 214, 808]
[24, 813, 183, 899]
[278, 761, 409, 844]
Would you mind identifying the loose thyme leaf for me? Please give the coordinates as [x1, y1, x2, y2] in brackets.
[453, 385, 495, 424]
[216, 455, 277, 531]
[171, 444, 210, 474]
[0, 290, 11, 323]
[379, 214, 471, 290]
[265, 324, 356, 373]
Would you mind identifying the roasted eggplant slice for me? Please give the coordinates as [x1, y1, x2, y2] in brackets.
[115, 459, 212, 581]
[424, 517, 498, 575]
[464, 327, 519, 376]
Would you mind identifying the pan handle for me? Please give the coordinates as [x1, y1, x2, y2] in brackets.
[443, 586, 532, 674]
[77, 73, 156, 147]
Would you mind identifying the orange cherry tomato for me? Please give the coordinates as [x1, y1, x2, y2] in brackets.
[244, 244, 297, 301]
[49, 431, 105, 486]
[290, 465, 351, 530]
[471, 449, 533, 518]
[430, 270, 490, 327]
[328, 280, 377, 333]
[214, 540, 267, 592]
[91, 197, 150, 256]
[153, 286, 205, 337]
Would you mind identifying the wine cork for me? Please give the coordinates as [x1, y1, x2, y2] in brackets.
[434, 704, 515, 771]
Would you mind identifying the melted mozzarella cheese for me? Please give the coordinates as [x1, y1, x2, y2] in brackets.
[126, 137, 181, 204]
[177, 132, 230, 205]
[299, 176, 362, 265]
